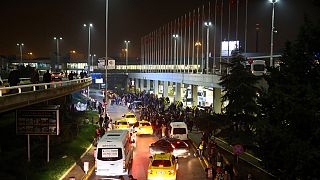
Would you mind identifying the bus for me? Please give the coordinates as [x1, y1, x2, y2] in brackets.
[95, 129, 133, 177]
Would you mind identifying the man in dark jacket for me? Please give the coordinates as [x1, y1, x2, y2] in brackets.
[43, 70, 52, 83]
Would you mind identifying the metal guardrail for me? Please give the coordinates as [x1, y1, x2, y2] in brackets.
[0, 77, 92, 97]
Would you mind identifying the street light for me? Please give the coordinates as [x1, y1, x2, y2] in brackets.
[204, 21, 212, 74]
[84, 23, 93, 73]
[124, 40, 130, 73]
[173, 34, 179, 73]
[16, 43, 24, 64]
[90, 54, 96, 72]
[104, 0, 109, 121]
[269, 0, 278, 67]
[195, 41, 202, 74]
[53, 37, 62, 71]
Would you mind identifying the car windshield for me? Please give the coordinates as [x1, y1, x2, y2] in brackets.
[117, 122, 127, 125]
[154, 139, 171, 147]
[126, 115, 135, 118]
[152, 160, 171, 167]
[140, 123, 150, 126]
[172, 141, 187, 148]
[97, 148, 122, 161]
[172, 128, 186, 134]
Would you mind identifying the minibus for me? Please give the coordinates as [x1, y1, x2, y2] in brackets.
[95, 129, 133, 177]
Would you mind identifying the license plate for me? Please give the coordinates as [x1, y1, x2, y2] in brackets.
[156, 171, 165, 174]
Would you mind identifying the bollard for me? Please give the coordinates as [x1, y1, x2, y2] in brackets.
[84, 161, 89, 174]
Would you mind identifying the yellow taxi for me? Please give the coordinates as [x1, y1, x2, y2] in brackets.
[114, 119, 130, 130]
[147, 153, 178, 180]
[136, 120, 153, 135]
[123, 112, 137, 125]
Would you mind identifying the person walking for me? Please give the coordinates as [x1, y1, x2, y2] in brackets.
[198, 140, 205, 160]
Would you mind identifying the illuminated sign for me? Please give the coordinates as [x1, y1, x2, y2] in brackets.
[221, 41, 239, 57]
[16, 105, 60, 135]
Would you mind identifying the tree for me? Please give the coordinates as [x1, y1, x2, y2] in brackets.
[256, 18, 320, 178]
[219, 54, 261, 135]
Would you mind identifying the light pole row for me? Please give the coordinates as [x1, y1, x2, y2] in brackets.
[124, 40, 130, 73]
[16, 43, 24, 64]
[53, 37, 62, 71]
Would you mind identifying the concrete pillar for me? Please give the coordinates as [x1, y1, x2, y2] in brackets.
[127, 78, 131, 92]
[175, 82, 182, 102]
[154, 80, 159, 96]
[163, 81, 169, 98]
[135, 78, 139, 92]
[140, 79, 145, 92]
[192, 85, 198, 107]
[214, 88, 222, 113]
[146, 80, 151, 92]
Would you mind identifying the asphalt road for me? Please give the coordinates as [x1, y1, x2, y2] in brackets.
[87, 89, 207, 180]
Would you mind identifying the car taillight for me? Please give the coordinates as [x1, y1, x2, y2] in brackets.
[123, 160, 126, 169]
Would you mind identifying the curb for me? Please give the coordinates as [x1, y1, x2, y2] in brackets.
[59, 144, 93, 180]
[189, 138, 210, 170]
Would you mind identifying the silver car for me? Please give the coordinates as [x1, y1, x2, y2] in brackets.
[149, 137, 190, 158]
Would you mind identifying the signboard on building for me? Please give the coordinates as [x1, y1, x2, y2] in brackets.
[16, 105, 60, 135]
[221, 41, 239, 57]
[97, 58, 116, 69]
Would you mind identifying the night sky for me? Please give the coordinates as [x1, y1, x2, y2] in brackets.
[0, 0, 318, 60]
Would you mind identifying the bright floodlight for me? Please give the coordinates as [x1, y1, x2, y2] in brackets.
[89, 23, 93, 27]
[269, 0, 278, 3]
[204, 21, 212, 26]
[173, 34, 179, 38]
[54, 37, 57, 40]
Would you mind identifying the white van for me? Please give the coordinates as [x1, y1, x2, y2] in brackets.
[170, 122, 188, 141]
[95, 129, 133, 177]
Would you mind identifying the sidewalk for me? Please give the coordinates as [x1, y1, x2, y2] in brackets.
[188, 129, 276, 179]
[59, 145, 96, 180]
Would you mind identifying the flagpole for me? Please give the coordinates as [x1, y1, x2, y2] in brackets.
[184, 14, 187, 74]
[192, 10, 195, 74]
[201, 5, 205, 74]
[213, 0, 217, 74]
[244, 0, 248, 54]
[219, 0, 224, 74]
[187, 12, 191, 73]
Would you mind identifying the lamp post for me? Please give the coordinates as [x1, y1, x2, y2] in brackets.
[104, 0, 109, 121]
[269, 0, 278, 67]
[195, 41, 201, 74]
[90, 54, 96, 72]
[204, 21, 212, 74]
[53, 37, 62, 71]
[84, 23, 93, 73]
[16, 43, 24, 64]
[173, 34, 179, 73]
[124, 40, 130, 74]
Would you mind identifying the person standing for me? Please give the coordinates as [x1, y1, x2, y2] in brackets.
[30, 68, 39, 89]
[68, 71, 74, 80]
[43, 70, 52, 83]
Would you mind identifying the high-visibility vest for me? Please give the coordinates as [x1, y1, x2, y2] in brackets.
[199, 143, 204, 150]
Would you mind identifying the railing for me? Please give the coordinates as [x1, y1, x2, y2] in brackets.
[0, 77, 92, 97]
